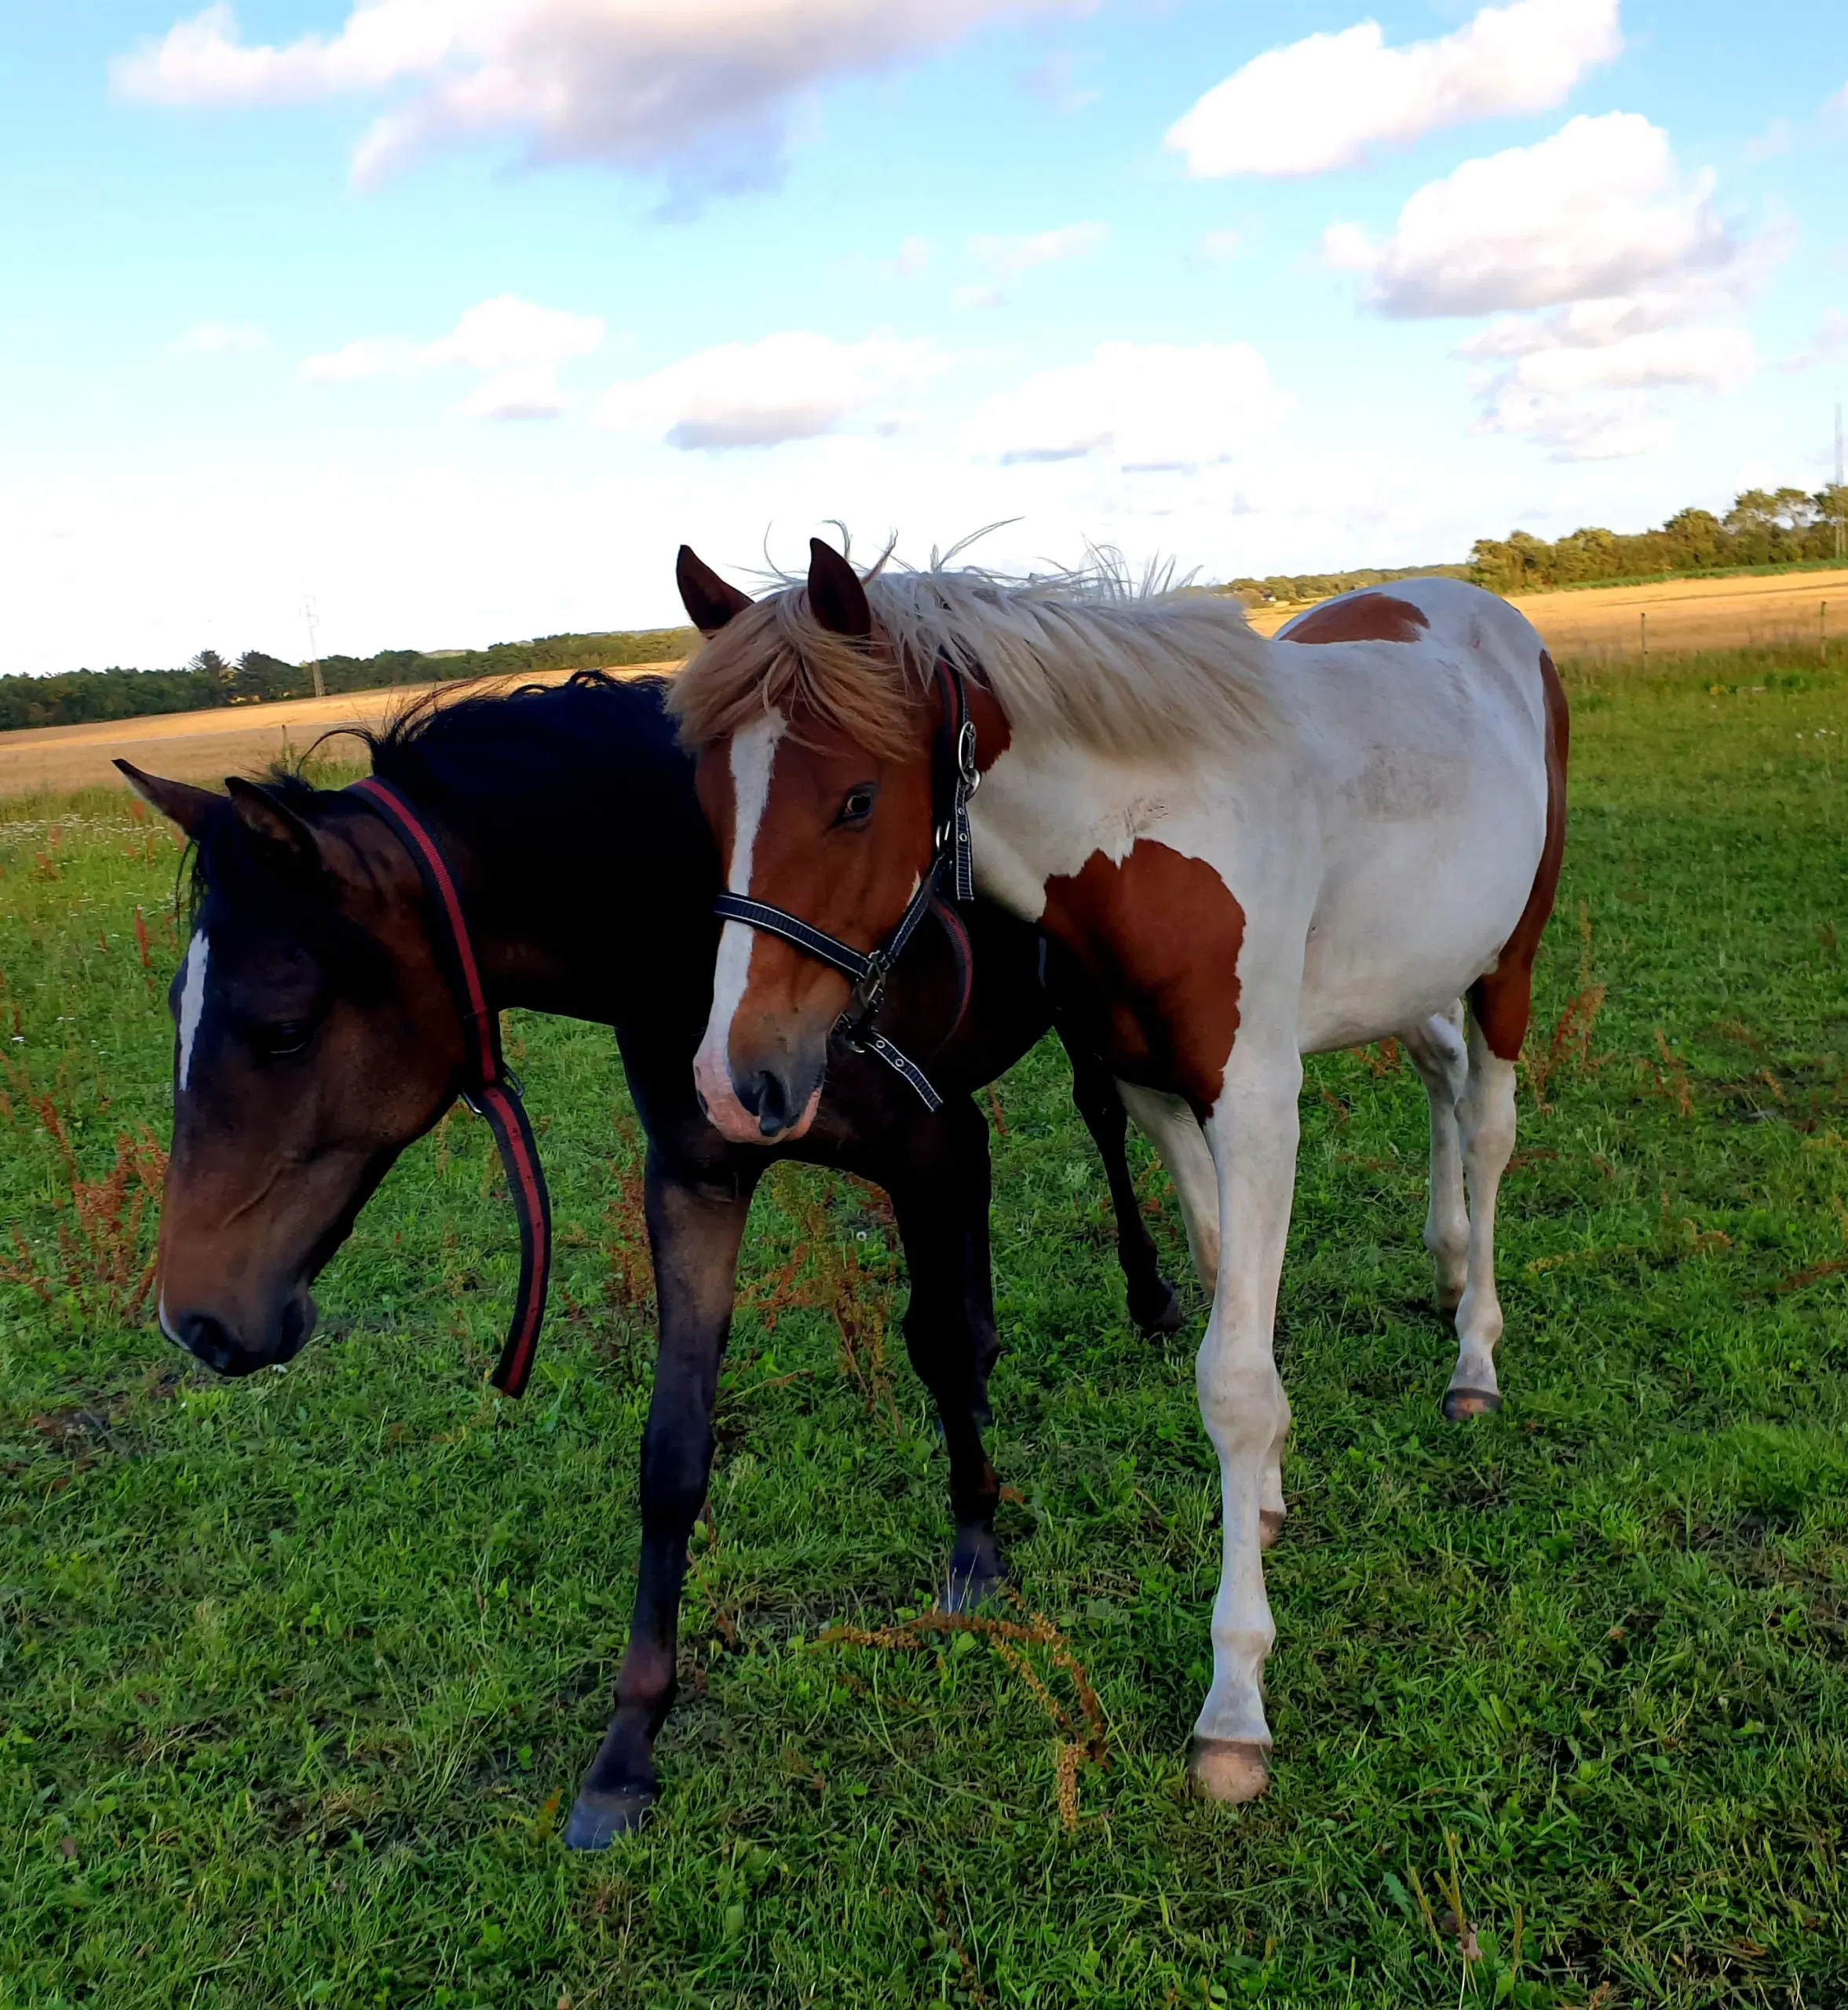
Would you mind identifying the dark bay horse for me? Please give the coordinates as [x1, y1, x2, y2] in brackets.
[120, 670, 1181, 1847]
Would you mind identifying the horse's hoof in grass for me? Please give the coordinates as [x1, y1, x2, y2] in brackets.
[563, 1787, 656, 1850]
[1258, 1508, 1286, 1550]
[1130, 1277, 1185, 1339]
[942, 1557, 1006, 1614]
[1442, 1387, 1502, 1420]
[1189, 1738, 1270, 1804]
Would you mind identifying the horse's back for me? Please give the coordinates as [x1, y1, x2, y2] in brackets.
[1272, 579, 1562, 1050]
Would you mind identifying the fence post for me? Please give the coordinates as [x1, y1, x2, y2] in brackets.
[1640, 609, 1648, 672]
[1822, 601, 1828, 668]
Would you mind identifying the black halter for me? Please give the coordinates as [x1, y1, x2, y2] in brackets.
[711, 656, 980, 1112]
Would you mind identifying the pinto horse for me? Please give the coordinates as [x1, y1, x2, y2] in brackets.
[118, 670, 1185, 1847]
[669, 539, 1568, 1805]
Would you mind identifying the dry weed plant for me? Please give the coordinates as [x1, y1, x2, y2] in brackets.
[1649, 1029, 1694, 1119]
[738, 1165, 901, 1428]
[601, 1113, 655, 1321]
[1524, 904, 1608, 1110]
[818, 1588, 1109, 1832]
[0, 1093, 166, 1327]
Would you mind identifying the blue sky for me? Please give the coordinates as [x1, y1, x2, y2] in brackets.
[2, 0, 1845, 674]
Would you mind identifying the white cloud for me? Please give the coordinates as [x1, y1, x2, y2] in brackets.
[167, 319, 269, 359]
[966, 340, 1289, 472]
[115, 0, 1063, 199]
[300, 294, 605, 419]
[1323, 113, 1780, 462]
[593, 331, 951, 450]
[967, 221, 1108, 280]
[951, 285, 1007, 312]
[1482, 392, 1672, 462]
[1463, 323, 1755, 396]
[1194, 229, 1240, 264]
[1165, 0, 1620, 179]
[1323, 114, 1744, 318]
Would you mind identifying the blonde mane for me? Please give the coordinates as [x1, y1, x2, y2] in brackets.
[668, 552, 1276, 763]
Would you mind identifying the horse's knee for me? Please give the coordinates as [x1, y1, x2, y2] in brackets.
[1196, 1358, 1281, 1453]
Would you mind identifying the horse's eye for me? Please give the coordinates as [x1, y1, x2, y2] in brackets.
[251, 1021, 312, 1061]
[838, 785, 878, 826]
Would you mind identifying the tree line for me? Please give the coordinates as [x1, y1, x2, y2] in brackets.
[1225, 483, 1847, 608]
[1466, 484, 1847, 596]
[0, 628, 696, 734]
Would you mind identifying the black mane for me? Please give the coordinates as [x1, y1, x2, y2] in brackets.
[192, 671, 721, 1021]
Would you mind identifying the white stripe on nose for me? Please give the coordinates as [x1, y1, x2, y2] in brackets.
[177, 929, 210, 1091]
[695, 714, 786, 1140]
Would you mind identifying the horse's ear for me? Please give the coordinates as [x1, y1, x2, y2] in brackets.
[225, 777, 321, 875]
[677, 546, 753, 637]
[115, 761, 219, 838]
[807, 537, 872, 641]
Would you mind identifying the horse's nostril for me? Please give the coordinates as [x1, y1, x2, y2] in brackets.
[173, 1313, 238, 1375]
[736, 1069, 795, 1138]
[276, 1296, 316, 1361]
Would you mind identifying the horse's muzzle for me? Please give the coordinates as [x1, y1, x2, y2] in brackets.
[162, 1294, 316, 1376]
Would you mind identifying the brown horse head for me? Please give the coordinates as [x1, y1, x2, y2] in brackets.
[670, 539, 969, 1144]
[119, 762, 465, 1376]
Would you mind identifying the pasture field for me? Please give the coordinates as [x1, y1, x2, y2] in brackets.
[2, 644, 1846, 2008]
[1242, 567, 1848, 659]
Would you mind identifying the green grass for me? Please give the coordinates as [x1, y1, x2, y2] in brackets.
[2, 648, 1845, 2008]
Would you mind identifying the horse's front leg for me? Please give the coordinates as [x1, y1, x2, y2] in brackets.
[565, 1149, 757, 1850]
[1189, 1030, 1301, 1804]
[877, 1097, 1007, 1611]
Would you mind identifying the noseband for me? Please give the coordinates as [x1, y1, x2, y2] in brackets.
[348, 776, 550, 1399]
[710, 656, 980, 1113]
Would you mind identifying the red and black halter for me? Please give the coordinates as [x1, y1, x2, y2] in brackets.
[710, 656, 981, 1112]
[348, 776, 550, 1399]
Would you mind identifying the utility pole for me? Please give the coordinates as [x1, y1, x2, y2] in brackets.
[302, 596, 325, 700]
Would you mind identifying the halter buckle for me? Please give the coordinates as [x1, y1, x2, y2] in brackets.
[956, 718, 980, 791]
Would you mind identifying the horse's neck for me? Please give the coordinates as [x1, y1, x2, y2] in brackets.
[440, 761, 718, 1032]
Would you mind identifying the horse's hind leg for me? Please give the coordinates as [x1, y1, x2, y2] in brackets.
[566, 1151, 756, 1851]
[1057, 1025, 1181, 1337]
[1399, 1003, 1470, 1313]
[1115, 1082, 1220, 1290]
[1444, 1003, 1520, 1420]
[878, 1098, 1006, 1611]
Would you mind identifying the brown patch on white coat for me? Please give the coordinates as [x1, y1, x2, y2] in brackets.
[1278, 590, 1431, 646]
[1038, 841, 1246, 1120]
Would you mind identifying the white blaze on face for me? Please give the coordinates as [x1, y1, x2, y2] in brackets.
[695, 714, 786, 1142]
[177, 929, 210, 1092]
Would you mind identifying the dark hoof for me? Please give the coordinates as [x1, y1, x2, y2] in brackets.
[563, 1785, 656, 1850]
[1189, 1737, 1270, 1804]
[1258, 1507, 1285, 1550]
[943, 1555, 1006, 1614]
[1130, 1277, 1185, 1339]
[1442, 1386, 1502, 1421]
